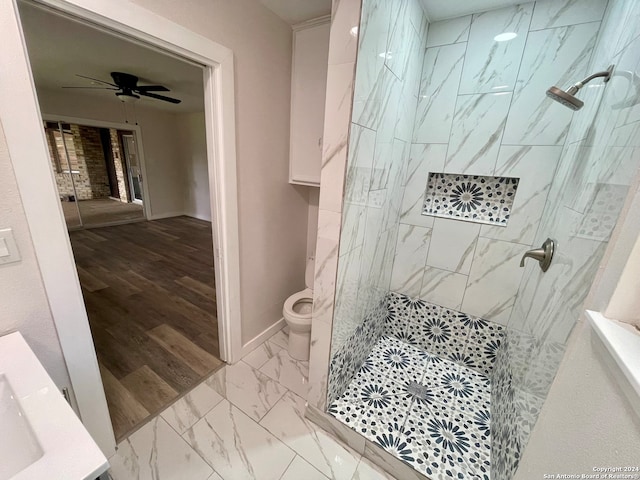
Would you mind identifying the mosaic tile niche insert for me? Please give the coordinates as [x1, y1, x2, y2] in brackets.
[328, 292, 505, 479]
[423, 173, 519, 226]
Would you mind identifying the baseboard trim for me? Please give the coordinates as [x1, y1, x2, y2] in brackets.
[147, 211, 187, 220]
[240, 318, 286, 360]
[184, 211, 212, 222]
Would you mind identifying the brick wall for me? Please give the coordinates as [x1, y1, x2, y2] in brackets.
[74, 125, 111, 199]
[109, 129, 130, 203]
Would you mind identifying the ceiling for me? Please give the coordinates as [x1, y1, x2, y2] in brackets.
[18, 2, 204, 113]
[257, 0, 331, 24]
[420, 0, 523, 21]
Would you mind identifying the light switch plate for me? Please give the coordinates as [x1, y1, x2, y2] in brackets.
[0, 228, 21, 265]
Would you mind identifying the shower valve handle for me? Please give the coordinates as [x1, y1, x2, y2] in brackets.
[520, 238, 555, 272]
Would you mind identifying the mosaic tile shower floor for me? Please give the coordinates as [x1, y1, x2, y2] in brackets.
[329, 336, 492, 480]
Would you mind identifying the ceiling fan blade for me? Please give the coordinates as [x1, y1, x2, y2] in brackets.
[62, 86, 119, 90]
[136, 85, 170, 92]
[139, 91, 182, 104]
[75, 74, 118, 87]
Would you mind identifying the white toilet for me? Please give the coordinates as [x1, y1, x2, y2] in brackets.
[283, 257, 315, 361]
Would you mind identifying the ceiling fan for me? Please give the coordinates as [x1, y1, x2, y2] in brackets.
[63, 72, 181, 104]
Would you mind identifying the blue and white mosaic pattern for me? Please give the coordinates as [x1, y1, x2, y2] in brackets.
[329, 335, 491, 479]
[385, 292, 504, 377]
[423, 173, 519, 226]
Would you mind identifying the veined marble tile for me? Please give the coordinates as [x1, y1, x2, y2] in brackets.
[345, 123, 376, 205]
[408, 0, 429, 46]
[351, 0, 391, 130]
[459, 4, 533, 94]
[461, 237, 526, 324]
[242, 340, 284, 369]
[307, 317, 332, 411]
[385, 0, 411, 81]
[269, 329, 290, 350]
[109, 417, 212, 480]
[352, 457, 397, 480]
[530, 0, 607, 30]
[426, 217, 480, 274]
[389, 224, 431, 297]
[333, 245, 363, 350]
[371, 67, 401, 145]
[419, 267, 468, 310]
[160, 381, 224, 435]
[184, 399, 295, 480]
[479, 145, 562, 245]
[207, 473, 223, 480]
[319, 62, 355, 214]
[426, 15, 471, 47]
[280, 456, 328, 480]
[400, 144, 446, 228]
[340, 201, 367, 254]
[413, 42, 466, 143]
[502, 22, 600, 146]
[395, 32, 422, 142]
[260, 391, 361, 480]
[327, 0, 360, 66]
[259, 349, 310, 398]
[312, 208, 341, 327]
[446, 92, 512, 175]
[206, 361, 286, 421]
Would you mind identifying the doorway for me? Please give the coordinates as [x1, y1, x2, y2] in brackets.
[19, 1, 226, 439]
[2, 0, 244, 451]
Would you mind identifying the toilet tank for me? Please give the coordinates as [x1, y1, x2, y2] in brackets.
[305, 257, 315, 290]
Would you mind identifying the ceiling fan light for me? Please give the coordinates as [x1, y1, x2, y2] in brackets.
[116, 92, 140, 103]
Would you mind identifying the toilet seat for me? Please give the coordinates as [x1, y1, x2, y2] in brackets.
[283, 288, 313, 326]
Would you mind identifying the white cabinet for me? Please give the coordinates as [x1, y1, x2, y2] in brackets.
[289, 19, 330, 187]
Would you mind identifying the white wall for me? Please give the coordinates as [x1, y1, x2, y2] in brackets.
[37, 89, 185, 218]
[126, 0, 309, 344]
[515, 320, 640, 476]
[176, 112, 211, 221]
[0, 119, 71, 390]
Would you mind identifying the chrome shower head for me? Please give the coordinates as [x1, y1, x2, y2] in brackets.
[546, 64, 615, 111]
[546, 86, 584, 110]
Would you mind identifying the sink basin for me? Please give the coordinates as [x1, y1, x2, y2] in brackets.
[0, 375, 43, 479]
[0, 332, 108, 479]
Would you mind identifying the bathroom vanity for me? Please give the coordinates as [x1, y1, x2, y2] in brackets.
[0, 331, 108, 480]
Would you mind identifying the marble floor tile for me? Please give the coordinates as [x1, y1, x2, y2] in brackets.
[109, 417, 213, 480]
[184, 399, 295, 480]
[207, 473, 223, 480]
[268, 329, 290, 349]
[206, 361, 286, 421]
[280, 456, 328, 480]
[351, 457, 398, 480]
[160, 380, 224, 435]
[242, 340, 284, 369]
[259, 349, 310, 398]
[260, 391, 361, 480]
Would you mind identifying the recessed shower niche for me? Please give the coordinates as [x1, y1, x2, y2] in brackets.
[422, 173, 519, 226]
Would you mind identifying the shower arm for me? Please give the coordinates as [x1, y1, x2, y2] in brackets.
[568, 65, 614, 94]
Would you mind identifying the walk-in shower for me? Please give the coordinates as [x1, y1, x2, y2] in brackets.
[322, 0, 640, 479]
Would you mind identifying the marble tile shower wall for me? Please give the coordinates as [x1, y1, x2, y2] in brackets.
[328, 0, 429, 406]
[491, 0, 640, 478]
[391, 0, 609, 326]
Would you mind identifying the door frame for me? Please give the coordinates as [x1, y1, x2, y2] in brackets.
[42, 115, 152, 219]
[0, 0, 243, 456]
[119, 133, 144, 206]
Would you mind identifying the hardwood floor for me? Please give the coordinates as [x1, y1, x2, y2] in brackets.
[70, 216, 224, 441]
